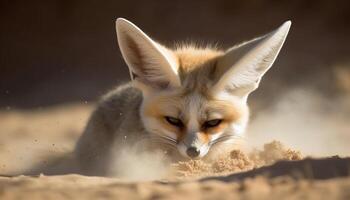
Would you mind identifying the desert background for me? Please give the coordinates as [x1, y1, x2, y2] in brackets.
[0, 0, 350, 199]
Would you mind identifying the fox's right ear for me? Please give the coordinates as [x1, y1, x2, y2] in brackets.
[116, 18, 180, 92]
[211, 21, 291, 100]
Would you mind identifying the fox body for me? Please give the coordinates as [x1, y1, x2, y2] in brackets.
[75, 18, 291, 176]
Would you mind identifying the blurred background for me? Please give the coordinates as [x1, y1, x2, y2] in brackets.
[0, 0, 349, 174]
[1, 0, 349, 108]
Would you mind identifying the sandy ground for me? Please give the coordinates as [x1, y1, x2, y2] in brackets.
[1, 175, 350, 200]
[0, 104, 349, 199]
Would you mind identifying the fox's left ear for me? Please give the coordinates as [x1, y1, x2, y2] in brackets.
[116, 18, 180, 92]
[212, 21, 291, 99]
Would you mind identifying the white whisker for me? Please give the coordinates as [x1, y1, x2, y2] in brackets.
[210, 134, 243, 146]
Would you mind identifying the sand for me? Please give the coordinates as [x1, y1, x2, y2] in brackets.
[0, 174, 350, 200]
[0, 104, 349, 200]
[172, 141, 302, 179]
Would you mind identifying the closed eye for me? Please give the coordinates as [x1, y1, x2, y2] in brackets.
[203, 119, 222, 129]
[165, 116, 184, 128]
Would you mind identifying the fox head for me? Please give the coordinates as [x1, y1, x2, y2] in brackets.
[115, 18, 291, 159]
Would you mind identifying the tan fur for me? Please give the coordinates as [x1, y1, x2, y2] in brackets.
[175, 46, 224, 72]
[173, 46, 225, 95]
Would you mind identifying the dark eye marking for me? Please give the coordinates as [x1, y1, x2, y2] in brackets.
[165, 116, 184, 128]
[203, 119, 222, 129]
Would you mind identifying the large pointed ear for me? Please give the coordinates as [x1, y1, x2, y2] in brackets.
[212, 21, 291, 99]
[116, 18, 180, 91]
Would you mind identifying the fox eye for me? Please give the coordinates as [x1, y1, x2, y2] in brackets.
[165, 116, 183, 128]
[203, 119, 222, 128]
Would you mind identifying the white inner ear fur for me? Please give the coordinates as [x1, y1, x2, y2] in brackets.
[212, 21, 291, 100]
[115, 18, 180, 93]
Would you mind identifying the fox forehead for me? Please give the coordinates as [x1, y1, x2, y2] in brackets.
[174, 46, 224, 91]
[175, 45, 224, 72]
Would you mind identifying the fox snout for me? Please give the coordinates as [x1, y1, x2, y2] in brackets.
[178, 132, 210, 159]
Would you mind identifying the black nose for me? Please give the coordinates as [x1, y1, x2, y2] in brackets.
[186, 147, 200, 158]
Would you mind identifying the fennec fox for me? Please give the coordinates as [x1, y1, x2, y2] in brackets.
[75, 18, 291, 176]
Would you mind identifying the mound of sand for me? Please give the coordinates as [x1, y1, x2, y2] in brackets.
[172, 141, 302, 178]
